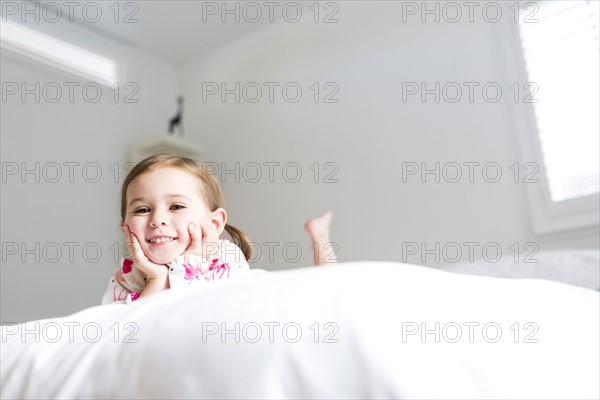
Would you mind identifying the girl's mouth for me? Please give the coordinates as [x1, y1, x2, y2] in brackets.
[147, 236, 177, 244]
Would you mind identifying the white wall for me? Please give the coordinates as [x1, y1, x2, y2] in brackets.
[1, 32, 178, 322]
[177, 2, 599, 270]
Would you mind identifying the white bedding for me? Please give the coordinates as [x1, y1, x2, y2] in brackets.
[440, 249, 600, 290]
[1, 262, 599, 399]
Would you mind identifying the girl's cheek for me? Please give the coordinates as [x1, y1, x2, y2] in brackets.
[178, 233, 192, 250]
[127, 222, 144, 237]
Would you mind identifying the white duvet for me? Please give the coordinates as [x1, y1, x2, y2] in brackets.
[1, 262, 599, 399]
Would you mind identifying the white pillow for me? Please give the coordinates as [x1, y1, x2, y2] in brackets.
[439, 249, 599, 290]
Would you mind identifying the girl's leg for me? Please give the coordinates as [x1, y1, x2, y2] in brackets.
[304, 211, 338, 265]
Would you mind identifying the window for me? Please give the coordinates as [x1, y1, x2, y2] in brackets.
[1, 18, 117, 86]
[518, 0, 599, 202]
[515, 0, 599, 234]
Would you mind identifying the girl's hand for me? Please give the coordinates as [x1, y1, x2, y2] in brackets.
[182, 222, 220, 261]
[121, 225, 169, 279]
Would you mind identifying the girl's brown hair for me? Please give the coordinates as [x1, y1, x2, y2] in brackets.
[120, 154, 252, 261]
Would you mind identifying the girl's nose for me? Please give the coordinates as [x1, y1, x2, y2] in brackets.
[149, 212, 168, 227]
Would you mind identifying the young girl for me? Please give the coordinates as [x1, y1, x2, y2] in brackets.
[102, 154, 337, 304]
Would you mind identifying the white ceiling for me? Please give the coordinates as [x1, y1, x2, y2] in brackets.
[37, 0, 273, 66]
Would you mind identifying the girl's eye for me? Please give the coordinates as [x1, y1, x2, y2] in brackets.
[133, 207, 150, 214]
[170, 204, 185, 210]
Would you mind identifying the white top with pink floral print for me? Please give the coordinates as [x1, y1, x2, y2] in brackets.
[101, 239, 250, 304]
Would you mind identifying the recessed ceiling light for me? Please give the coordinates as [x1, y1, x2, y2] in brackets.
[1, 19, 117, 86]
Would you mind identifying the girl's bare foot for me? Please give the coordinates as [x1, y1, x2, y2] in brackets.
[304, 211, 333, 243]
[305, 211, 338, 265]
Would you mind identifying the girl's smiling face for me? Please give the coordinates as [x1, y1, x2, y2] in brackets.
[122, 167, 212, 264]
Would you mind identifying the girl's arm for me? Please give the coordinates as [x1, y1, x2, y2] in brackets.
[101, 258, 169, 305]
[168, 241, 249, 288]
[123, 225, 171, 297]
[101, 261, 143, 304]
[139, 274, 169, 299]
[102, 225, 171, 304]
[168, 225, 250, 289]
